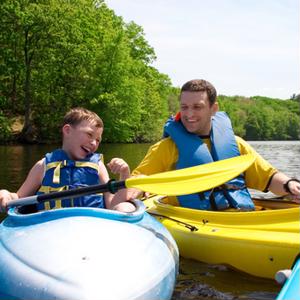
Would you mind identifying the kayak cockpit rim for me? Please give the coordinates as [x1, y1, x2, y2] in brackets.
[6, 199, 145, 224]
[153, 195, 299, 211]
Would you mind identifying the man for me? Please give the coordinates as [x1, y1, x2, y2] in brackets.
[132, 79, 300, 210]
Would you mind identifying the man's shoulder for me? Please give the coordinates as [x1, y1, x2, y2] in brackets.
[147, 137, 178, 159]
[234, 135, 246, 143]
[151, 136, 176, 149]
[234, 135, 251, 146]
[233, 136, 255, 154]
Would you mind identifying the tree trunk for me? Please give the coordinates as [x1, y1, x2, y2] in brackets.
[19, 30, 36, 143]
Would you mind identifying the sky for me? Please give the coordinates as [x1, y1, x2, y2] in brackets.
[104, 0, 299, 99]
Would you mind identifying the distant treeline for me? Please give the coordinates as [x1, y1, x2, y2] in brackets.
[0, 1, 299, 144]
[218, 95, 299, 140]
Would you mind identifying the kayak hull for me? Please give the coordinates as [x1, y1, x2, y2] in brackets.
[0, 200, 179, 300]
[145, 196, 299, 279]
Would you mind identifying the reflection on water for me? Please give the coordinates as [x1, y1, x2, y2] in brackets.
[0, 141, 299, 300]
[173, 259, 279, 300]
[0, 143, 153, 191]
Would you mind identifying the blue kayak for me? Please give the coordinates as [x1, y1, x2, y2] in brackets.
[276, 255, 300, 300]
[0, 200, 179, 300]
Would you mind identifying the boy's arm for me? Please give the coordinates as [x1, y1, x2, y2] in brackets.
[0, 158, 44, 210]
[105, 158, 136, 210]
[98, 161, 113, 209]
[17, 158, 45, 198]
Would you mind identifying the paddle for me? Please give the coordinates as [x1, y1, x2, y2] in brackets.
[8, 154, 255, 207]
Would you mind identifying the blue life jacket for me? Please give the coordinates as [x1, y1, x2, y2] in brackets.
[36, 149, 104, 211]
[163, 112, 254, 211]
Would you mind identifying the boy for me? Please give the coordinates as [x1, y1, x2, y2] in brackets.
[0, 107, 134, 212]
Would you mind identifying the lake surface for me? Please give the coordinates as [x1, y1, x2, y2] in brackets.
[0, 141, 299, 300]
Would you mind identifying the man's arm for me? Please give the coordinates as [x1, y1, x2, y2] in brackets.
[269, 172, 300, 200]
[236, 136, 300, 201]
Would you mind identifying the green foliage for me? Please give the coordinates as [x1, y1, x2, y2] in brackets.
[0, 111, 11, 142]
[0, 0, 173, 143]
[167, 87, 180, 115]
[134, 68, 171, 142]
[218, 95, 300, 140]
[289, 93, 300, 101]
[0, 1, 299, 143]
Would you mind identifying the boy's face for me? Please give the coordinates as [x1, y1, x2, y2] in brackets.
[62, 120, 103, 160]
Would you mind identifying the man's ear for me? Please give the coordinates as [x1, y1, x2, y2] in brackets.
[212, 102, 219, 115]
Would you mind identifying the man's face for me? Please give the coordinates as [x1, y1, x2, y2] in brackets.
[180, 91, 218, 135]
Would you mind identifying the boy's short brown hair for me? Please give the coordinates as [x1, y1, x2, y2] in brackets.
[63, 107, 103, 128]
[181, 79, 217, 106]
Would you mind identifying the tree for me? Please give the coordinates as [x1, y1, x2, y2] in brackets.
[290, 93, 300, 101]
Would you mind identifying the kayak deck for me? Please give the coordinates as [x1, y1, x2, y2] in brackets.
[144, 196, 300, 279]
[0, 200, 179, 300]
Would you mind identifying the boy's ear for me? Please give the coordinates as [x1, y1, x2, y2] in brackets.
[62, 124, 71, 135]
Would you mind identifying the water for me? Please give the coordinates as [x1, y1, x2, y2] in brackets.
[249, 141, 299, 178]
[0, 141, 299, 299]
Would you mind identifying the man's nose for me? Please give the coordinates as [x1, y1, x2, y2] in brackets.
[185, 108, 194, 117]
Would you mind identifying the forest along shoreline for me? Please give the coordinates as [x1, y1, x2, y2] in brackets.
[2, 95, 300, 146]
[1, 3, 299, 145]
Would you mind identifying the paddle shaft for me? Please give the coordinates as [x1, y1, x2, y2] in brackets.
[7, 154, 256, 207]
[8, 180, 126, 207]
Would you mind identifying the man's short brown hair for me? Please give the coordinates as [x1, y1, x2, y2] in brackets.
[181, 79, 217, 106]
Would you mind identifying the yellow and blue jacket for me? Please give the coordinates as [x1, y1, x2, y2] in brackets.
[36, 149, 104, 211]
[162, 112, 254, 211]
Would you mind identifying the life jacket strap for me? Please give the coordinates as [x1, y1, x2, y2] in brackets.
[45, 161, 100, 184]
[208, 189, 218, 210]
[38, 186, 70, 210]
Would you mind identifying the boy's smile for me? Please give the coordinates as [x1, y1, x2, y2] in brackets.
[62, 120, 103, 160]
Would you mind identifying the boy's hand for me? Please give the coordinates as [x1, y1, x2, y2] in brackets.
[107, 158, 130, 180]
[0, 189, 15, 212]
[107, 160, 145, 200]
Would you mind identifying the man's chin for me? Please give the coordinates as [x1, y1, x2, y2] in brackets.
[185, 126, 198, 134]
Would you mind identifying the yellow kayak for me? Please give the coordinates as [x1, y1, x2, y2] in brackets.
[144, 196, 300, 279]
